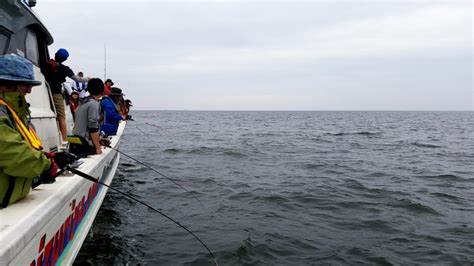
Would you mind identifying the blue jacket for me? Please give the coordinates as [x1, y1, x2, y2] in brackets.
[100, 96, 122, 135]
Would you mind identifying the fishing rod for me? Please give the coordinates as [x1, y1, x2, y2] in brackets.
[65, 165, 218, 266]
[104, 144, 208, 211]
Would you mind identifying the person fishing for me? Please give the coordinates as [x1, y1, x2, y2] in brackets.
[70, 78, 108, 157]
[100, 87, 125, 135]
[0, 54, 73, 208]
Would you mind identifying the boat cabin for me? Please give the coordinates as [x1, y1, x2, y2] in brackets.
[1, 0, 64, 152]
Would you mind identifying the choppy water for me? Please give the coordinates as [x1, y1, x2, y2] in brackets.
[75, 111, 474, 265]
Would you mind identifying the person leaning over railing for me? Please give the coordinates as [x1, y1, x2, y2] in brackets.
[0, 54, 74, 208]
[100, 87, 125, 136]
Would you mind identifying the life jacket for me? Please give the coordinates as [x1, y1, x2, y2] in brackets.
[0, 98, 43, 150]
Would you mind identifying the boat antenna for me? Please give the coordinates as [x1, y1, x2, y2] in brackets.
[65, 166, 218, 266]
[104, 43, 107, 81]
[105, 144, 208, 211]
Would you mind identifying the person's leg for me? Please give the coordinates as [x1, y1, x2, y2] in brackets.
[53, 94, 67, 142]
[58, 118, 67, 142]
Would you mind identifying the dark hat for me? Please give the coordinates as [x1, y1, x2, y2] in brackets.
[0, 54, 42, 86]
[109, 87, 124, 96]
[105, 79, 114, 85]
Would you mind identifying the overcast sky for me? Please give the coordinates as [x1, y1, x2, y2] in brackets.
[36, 1, 472, 110]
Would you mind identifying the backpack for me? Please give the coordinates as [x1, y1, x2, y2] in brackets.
[43, 59, 58, 81]
[46, 59, 58, 73]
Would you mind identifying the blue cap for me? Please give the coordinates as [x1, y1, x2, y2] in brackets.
[55, 48, 69, 61]
[0, 54, 42, 86]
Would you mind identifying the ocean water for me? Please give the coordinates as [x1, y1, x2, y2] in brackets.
[74, 111, 474, 265]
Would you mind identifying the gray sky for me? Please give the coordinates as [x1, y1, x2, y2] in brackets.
[36, 1, 472, 110]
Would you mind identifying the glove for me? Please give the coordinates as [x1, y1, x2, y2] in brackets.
[41, 159, 58, 183]
[54, 152, 77, 168]
[45, 152, 77, 169]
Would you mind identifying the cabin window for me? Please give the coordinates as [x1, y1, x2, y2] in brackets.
[12, 28, 27, 58]
[0, 33, 8, 54]
[25, 30, 39, 65]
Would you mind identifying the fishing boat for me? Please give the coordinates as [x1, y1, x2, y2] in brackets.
[0, 1, 126, 264]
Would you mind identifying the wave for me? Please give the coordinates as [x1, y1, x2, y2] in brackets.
[223, 150, 247, 158]
[430, 192, 462, 201]
[420, 174, 469, 182]
[119, 163, 146, 172]
[359, 219, 399, 233]
[412, 142, 442, 148]
[325, 131, 382, 137]
[367, 172, 388, 178]
[165, 146, 248, 157]
[187, 146, 250, 158]
[163, 148, 182, 153]
[303, 163, 326, 169]
[388, 198, 440, 215]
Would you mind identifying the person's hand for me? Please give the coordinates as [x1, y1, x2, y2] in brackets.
[45, 152, 77, 169]
[41, 159, 58, 183]
[96, 147, 103, 155]
[54, 152, 77, 168]
[99, 138, 111, 147]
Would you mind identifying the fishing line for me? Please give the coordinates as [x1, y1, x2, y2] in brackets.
[65, 166, 218, 266]
[134, 124, 149, 137]
[145, 122, 165, 130]
[131, 123, 154, 142]
[104, 144, 208, 211]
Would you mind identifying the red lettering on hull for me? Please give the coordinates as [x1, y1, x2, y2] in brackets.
[31, 182, 101, 265]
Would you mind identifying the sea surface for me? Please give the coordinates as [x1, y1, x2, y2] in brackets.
[74, 111, 473, 265]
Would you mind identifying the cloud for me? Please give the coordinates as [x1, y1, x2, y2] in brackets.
[142, 3, 472, 77]
[35, 1, 472, 110]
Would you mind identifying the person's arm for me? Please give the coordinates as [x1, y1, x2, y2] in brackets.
[70, 75, 89, 83]
[65, 66, 89, 83]
[0, 120, 51, 178]
[87, 102, 102, 154]
[90, 131, 102, 155]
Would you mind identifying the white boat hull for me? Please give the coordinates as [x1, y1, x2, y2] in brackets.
[0, 122, 126, 265]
